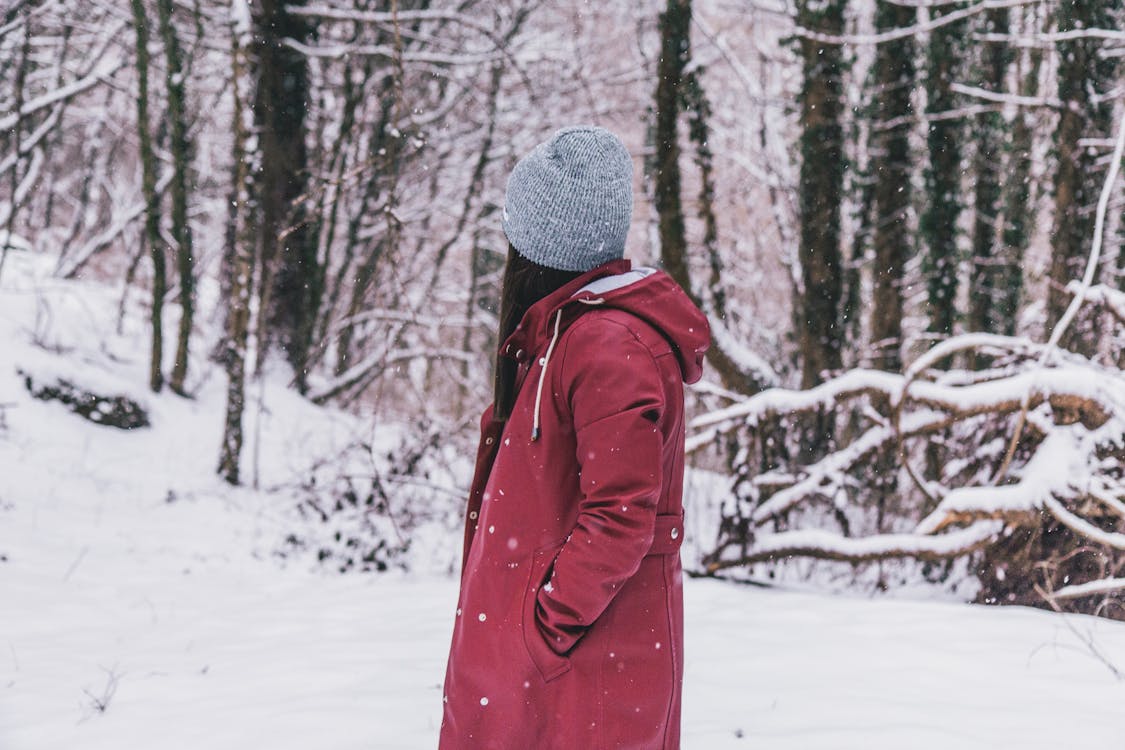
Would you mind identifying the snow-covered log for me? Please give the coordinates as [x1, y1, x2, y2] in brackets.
[707, 522, 1003, 570]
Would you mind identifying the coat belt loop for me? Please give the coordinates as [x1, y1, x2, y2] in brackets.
[646, 514, 685, 556]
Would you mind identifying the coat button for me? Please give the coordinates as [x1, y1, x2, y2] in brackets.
[671, 527, 679, 540]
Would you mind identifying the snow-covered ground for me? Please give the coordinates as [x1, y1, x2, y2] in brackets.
[3, 250, 1125, 749]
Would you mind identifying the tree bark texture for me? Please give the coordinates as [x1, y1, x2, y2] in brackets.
[921, 2, 967, 348]
[130, 0, 166, 393]
[1048, 0, 1116, 355]
[795, 0, 845, 389]
[155, 0, 195, 395]
[218, 1, 256, 486]
[253, 0, 321, 391]
[654, 0, 770, 395]
[967, 8, 1010, 348]
[867, 0, 915, 372]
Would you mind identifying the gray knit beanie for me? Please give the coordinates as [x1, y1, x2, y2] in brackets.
[502, 125, 634, 272]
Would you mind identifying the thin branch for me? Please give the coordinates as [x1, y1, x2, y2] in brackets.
[1051, 577, 1125, 601]
[793, 0, 1037, 46]
[1044, 496, 1125, 551]
[950, 82, 1062, 109]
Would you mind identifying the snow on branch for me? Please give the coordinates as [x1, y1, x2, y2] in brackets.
[707, 522, 1003, 570]
[691, 368, 902, 433]
[976, 28, 1125, 44]
[0, 20, 125, 132]
[749, 410, 950, 524]
[949, 82, 1062, 109]
[1043, 496, 1125, 552]
[689, 338, 1122, 453]
[308, 346, 474, 405]
[792, 0, 1037, 46]
[285, 4, 511, 48]
[697, 327, 1125, 611]
[280, 37, 503, 66]
[1069, 282, 1125, 325]
[915, 428, 1090, 534]
[1086, 481, 1125, 520]
[707, 314, 780, 389]
[56, 170, 175, 279]
[1051, 578, 1125, 602]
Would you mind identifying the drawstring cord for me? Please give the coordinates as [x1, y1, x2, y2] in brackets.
[531, 309, 562, 442]
[531, 298, 603, 442]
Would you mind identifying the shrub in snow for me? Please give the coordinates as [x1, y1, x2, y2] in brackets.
[275, 420, 462, 574]
[690, 321, 1125, 620]
[19, 369, 150, 430]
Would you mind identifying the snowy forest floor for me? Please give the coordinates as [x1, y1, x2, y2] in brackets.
[2, 251, 1125, 748]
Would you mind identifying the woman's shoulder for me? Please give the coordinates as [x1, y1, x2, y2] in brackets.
[558, 308, 672, 375]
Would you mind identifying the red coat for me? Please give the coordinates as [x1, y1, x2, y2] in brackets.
[439, 259, 710, 750]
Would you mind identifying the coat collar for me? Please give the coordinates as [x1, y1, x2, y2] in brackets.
[499, 258, 632, 361]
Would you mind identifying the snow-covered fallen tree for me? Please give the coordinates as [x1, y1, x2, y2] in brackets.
[690, 323, 1125, 619]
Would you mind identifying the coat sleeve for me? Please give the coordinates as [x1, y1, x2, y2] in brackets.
[534, 317, 666, 655]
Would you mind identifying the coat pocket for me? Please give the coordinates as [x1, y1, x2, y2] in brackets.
[521, 541, 572, 683]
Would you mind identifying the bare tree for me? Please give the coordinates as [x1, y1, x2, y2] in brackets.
[653, 0, 776, 396]
[866, 0, 916, 373]
[1048, 0, 1116, 355]
[130, 0, 166, 393]
[794, 0, 846, 389]
[217, 0, 257, 485]
[155, 0, 196, 395]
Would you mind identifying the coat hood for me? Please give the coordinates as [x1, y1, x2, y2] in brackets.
[500, 258, 711, 385]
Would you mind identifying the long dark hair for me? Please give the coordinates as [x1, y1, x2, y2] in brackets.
[493, 243, 582, 421]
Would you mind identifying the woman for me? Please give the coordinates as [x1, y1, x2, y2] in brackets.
[439, 125, 710, 749]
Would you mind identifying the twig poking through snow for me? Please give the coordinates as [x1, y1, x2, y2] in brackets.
[1035, 583, 1124, 681]
[62, 546, 88, 582]
[80, 666, 121, 718]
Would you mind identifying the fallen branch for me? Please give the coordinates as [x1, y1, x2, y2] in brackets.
[707, 522, 1003, 571]
[1051, 577, 1125, 601]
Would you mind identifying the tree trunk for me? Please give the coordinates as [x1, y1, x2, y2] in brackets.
[130, 0, 166, 393]
[867, 1, 916, 372]
[0, 15, 30, 286]
[967, 9, 1010, 368]
[252, 0, 320, 391]
[217, 0, 256, 486]
[332, 78, 397, 378]
[155, 0, 194, 395]
[997, 8, 1042, 339]
[921, 3, 967, 355]
[795, 0, 845, 389]
[1048, 0, 1116, 355]
[653, 0, 771, 395]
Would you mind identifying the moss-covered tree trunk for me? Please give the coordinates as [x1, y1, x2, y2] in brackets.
[130, 0, 166, 393]
[795, 0, 846, 389]
[867, 2, 915, 372]
[921, 3, 968, 355]
[967, 9, 1012, 368]
[155, 0, 195, 395]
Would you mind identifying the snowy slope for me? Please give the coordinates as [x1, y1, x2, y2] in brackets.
[2, 250, 1125, 749]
